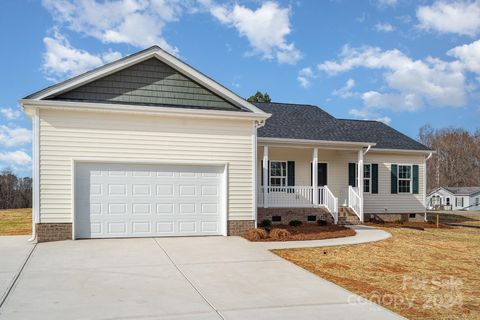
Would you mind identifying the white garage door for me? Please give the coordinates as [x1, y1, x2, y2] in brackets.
[74, 163, 225, 239]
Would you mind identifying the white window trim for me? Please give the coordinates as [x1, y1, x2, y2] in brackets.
[269, 160, 288, 187]
[363, 163, 371, 194]
[397, 164, 413, 194]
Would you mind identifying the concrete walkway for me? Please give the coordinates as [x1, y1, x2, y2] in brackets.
[0, 236, 403, 320]
[256, 225, 392, 250]
[0, 236, 34, 306]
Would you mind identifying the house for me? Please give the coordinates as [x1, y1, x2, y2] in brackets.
[427, 187, 480, 211]
[20, 46, 433, 242]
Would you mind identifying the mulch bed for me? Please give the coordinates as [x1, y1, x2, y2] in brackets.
[243, 224, 356, 242]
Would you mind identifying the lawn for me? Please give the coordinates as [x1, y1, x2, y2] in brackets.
[274, 225, 480, 320]
[0, 208, 32, 235]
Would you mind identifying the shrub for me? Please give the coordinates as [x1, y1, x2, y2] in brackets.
[289, 220, 303, 227]
[269, 228, 291, 240]
[259, 219, 273, 232]
[317, 219, 328, 226]
[242, 228, 268, 241]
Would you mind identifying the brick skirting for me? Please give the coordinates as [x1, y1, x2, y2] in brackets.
[365, 213, 425, 223]
[227, 220, 255, 236]
[36, 223, 72, 242]
[257, 207, 333, 224]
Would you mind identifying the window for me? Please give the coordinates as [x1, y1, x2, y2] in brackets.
[431, 195, 441, 206]
[398, 165, 412, 193]
[476, 197, 479, 206]
[363, 164, 371, 193]
[446, 198, 450, 205]
[456, 197, 464, 207]
[270, 161, 287, 187]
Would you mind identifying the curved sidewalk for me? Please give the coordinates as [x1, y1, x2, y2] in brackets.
[255, 225, 392, 250]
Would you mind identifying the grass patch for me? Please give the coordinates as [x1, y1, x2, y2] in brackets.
[0, 208, 32, 235]
[273, 226, 480, 320]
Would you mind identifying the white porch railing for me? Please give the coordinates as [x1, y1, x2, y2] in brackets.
[257, 186, 339, 223]
[322, 186, 338, 224]
[348, 186, 363, 222]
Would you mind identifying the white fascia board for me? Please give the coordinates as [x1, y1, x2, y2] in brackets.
[20, 99, 270, 121]
[370, 148, 435, 155]
[257, 137, 376, 148]
[28, 47, 266, 115]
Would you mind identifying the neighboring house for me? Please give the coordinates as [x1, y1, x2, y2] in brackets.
[427, 187, 480, 211]
[20, 46, 433, 242]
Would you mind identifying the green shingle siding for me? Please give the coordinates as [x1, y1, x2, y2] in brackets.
[50, 58, 240, 111]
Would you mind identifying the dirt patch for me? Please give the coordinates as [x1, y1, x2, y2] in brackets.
[274, 227, 480, 320]
[0, 208, 32, 235]
[242, 224, 355, 242]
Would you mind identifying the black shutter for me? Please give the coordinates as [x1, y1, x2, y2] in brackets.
[412, 165, 419, 194]
[287, 161, 295, 186]
[372, 163, 378, 194]
[318, 163, 327, 186]
[348, 163, 356, 187]
[391, 164, 398, 194]
[261, 160, 263, 186]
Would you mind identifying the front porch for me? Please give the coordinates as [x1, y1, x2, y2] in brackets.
[256, 142, 369, 224]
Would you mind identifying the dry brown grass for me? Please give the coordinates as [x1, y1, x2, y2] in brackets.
[242, 228, 268, 241]
[269, 228, 290, 240]
[274, 226, 480, 320]
[0, 208, 32, 235]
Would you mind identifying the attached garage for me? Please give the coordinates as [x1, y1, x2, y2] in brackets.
[74, 162, 226, 239]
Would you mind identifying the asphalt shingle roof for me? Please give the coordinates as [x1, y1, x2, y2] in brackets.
[254, 102, 431, 151]
[443, 187, 480, 195]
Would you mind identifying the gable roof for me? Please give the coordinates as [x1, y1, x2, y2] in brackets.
[23, 46, 266, 115]
[254, 102, 432, 151]
[443, 187, 480, 196]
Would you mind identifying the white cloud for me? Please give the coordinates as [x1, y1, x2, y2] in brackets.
[297, 67, 315, 88]
[374, 22, 394, 32]
[0, 107, 21, 120]
[204, 1, 302, 64]
[0, 151, 32, 168]
[417, 0, 480, 36]
[0, 125, 31, 148]
[42, 0, 186, 53]
[42, 32, 122, 81]
[318, 45, 466, 111]
[349, 108, 391, 125]
[332, 78, 356, 98]
[448, 39, 480, 75]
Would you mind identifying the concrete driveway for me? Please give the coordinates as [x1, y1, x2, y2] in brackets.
[0, 236, 402, 320]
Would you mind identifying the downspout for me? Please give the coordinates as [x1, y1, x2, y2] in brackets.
[363, 144, 372, 155]
[27, 107, 39, 242]
[424, 152, 433, 221]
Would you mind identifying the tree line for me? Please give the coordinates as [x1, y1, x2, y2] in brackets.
[419, 125, 480, 192]
[0, 169, 32, 209]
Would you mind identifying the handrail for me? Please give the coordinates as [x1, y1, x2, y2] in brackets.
[348, 186, 363, 221]
[323, 186, 338, 224]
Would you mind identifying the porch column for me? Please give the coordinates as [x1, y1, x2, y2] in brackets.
[312, 147, 318, 206]
[357, 149, 364, 222]
[263, 145, 269, 208]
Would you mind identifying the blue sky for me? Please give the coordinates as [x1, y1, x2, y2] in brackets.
[1, 0, 480, 177]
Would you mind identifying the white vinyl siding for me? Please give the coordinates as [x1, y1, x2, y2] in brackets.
[39, 108, 254, 223]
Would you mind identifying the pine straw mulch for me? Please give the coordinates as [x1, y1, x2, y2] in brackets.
[0, 208, 32, 235]
[243, 224, 356, 242]
[273, 226, 480, 320]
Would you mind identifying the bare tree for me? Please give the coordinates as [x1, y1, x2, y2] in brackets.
[0, 169, 32, 209]
[419, 125, 480, 191]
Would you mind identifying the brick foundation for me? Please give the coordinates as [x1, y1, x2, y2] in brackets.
[257, 208, 333, 224]
[36, 223, 72, 242]
[364, 213, 426, 223]
[227, 220, 255, 236]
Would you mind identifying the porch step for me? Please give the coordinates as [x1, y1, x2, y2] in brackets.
[337, 207, 362, 225]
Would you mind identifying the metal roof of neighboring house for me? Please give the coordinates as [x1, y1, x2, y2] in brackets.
[254, 102, 432, 151]
[442, 187, 480, 196]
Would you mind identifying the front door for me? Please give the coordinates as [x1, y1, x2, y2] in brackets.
[310, 163, 328, 186]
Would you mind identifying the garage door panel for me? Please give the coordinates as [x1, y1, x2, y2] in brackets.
[75, 163, 224, 238]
